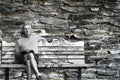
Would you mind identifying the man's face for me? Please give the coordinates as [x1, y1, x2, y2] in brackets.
[24, 25, 32, 35]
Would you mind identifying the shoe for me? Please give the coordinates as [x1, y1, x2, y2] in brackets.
[36, 75, 44, 80]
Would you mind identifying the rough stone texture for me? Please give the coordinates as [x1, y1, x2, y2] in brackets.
[0, 0, 120, 80]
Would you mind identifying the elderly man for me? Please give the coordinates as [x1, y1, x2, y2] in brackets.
[15, 24, 46, 80]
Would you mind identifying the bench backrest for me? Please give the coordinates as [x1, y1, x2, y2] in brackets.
[0, 39, 84, 65]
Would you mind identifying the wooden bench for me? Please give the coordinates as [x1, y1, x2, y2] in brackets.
[0, 39, 93, 80]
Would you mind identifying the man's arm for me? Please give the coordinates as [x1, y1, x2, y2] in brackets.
[15, 41, 21, 55]
[37, 34, 47, 44]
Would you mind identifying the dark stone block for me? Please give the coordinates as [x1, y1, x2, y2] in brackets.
[74, 21, 93, 25]
[63, 1, 84, 7]
[66, 0, 84, 2]
[0, 6, 15, 13]
[68, 14, 96, 21]
[22, 0, 32, 4]
[84, 31, 94, 36]
[84, 0, 103, 6]
[1, 19, 24, 25]
[103, 0, 118, 2]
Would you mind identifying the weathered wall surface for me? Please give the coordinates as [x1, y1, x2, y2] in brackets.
[0, 0, 120, 80]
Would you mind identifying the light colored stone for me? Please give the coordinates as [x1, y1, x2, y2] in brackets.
[39, 16, 68, 25]
[60, 6, 84, 13]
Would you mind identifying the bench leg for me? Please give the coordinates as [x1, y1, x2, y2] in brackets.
[64, 74, 68, 80]
[26, 60, 32, 80]
[5, 68, 9, 80]
[78, 68, 81, 80]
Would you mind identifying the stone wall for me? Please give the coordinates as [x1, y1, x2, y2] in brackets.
[0, 0, 120, 80]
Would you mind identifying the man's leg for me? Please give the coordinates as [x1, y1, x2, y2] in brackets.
[26, 60, 32, 80]
[24, 53, 47, 80]
[24, 53, 40, 76]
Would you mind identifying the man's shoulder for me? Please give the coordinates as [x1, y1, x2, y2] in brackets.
[17, 36, 24, 43]
[31, 33, 37, 36]
[31, 33, 36, 35]
[17, 38, 22, 43]
[31, 33, 43, 38]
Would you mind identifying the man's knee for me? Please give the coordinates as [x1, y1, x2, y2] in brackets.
[28, 53, 35, 59]
[24, 53, 35, 62]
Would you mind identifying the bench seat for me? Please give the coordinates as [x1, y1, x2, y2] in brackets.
[0, 63, 94, 68]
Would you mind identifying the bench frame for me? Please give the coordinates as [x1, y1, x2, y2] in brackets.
[0, 41, 94, 80]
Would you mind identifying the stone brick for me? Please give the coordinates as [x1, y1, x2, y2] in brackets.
[63, 1, 84, 7]
[60, 6, 85, 13]
[39, 16, 68, 25]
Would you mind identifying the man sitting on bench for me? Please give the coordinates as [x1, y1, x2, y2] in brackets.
[15, 24, 46, 80]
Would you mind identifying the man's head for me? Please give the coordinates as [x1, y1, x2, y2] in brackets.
[21, 24, 32, 37]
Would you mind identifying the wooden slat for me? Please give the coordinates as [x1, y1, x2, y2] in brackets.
[2, 57, 84, 60]
[2, 50, 84, 52]
[2, 47, 84, 51]
[2, 52, 15, 55]
[2, 59, 85, 64]
[2, 39, 84, 46]
[3, 45, 84, 47]
[2, 60, 15, 64]
[40, 55, 85, 58]
[3, 46, 84, 47]
[2, 53, 84, 55]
